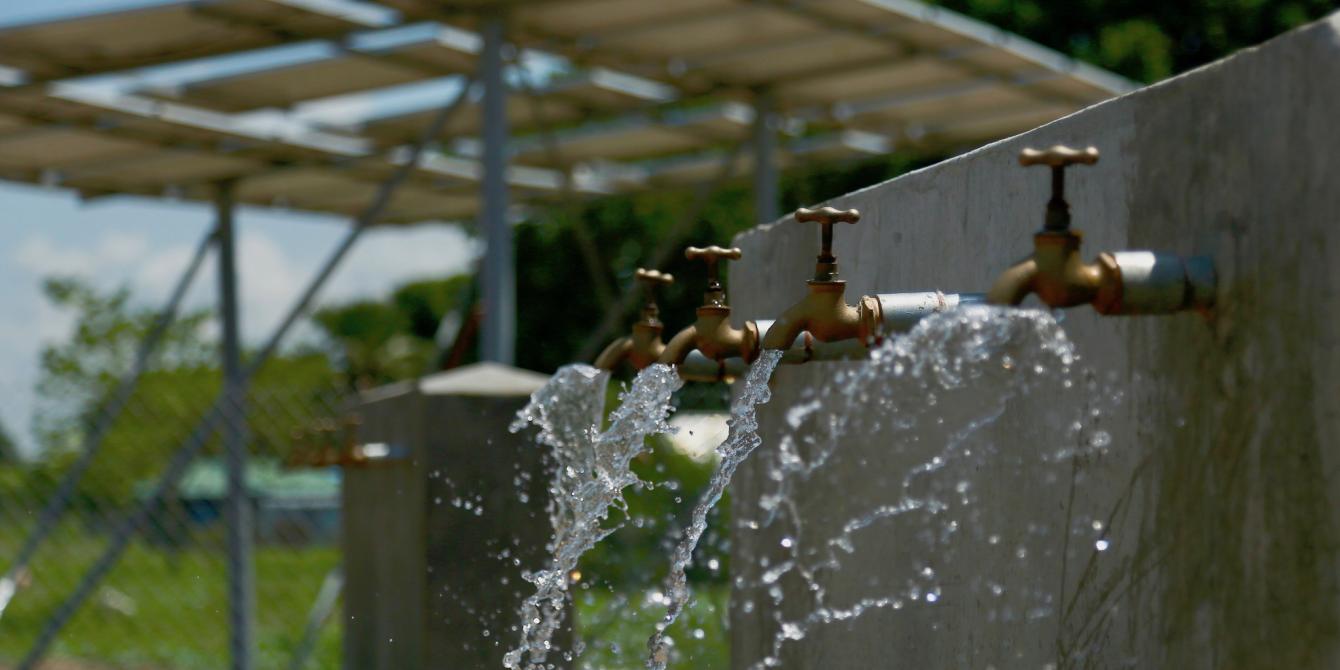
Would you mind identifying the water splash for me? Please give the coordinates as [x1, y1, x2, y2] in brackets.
[506, 363, 683, 669]
[646, 349, 784, 669]
[736, 306, 1120, 668]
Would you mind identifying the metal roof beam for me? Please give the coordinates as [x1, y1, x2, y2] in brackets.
[565, 4, 759, 50]
[749, 0, 1098, 109]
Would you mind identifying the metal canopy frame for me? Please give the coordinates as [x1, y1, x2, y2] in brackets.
[143, 25, 483, 111]
[0, 0, 393, 85]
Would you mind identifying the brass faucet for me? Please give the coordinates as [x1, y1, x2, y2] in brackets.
[760, 207, 879, 351]
[659, 245, 760, 366]
[594, 268, 674, 371]
[987, 145, 1215, 314]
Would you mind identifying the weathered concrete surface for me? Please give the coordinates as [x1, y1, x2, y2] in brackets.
[728, 13, 1340, 669]
[344, 363, 565, 669]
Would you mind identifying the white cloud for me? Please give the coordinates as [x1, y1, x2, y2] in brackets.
[12, 223, 479, 346]
[324, 224, 479, 301]
[16, 231, 151, 280]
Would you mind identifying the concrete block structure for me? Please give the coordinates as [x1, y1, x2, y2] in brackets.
[344, 363, 563, 669]
[728, 13, 1340, 668]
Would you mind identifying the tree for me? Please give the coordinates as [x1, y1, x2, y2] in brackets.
[930, 0, 1336, 83]
[311, 275, 471, 390]
[34, 277, 343, 503]
[0, 418, 17, 462]
[35, 277, 214, 453]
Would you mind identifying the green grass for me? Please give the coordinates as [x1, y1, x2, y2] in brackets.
[574, 584, 729, 669]
[0, 524, 340, 669]
[2, 527, 728, 669]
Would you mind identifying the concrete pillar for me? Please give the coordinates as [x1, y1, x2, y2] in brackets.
[343, 363, 567, 669]
[727, 13, 1340, 669]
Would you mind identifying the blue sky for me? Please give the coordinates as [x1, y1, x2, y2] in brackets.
[0, 0, 479, 455]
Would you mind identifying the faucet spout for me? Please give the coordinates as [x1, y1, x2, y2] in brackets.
[761, 206, 867, 351]
[594, 268, 675, 371]
[985, 257, 1038, 306]
[593, 336, 633, 370]
[658, 245, 760, 367]
[761, 281, 862, 350]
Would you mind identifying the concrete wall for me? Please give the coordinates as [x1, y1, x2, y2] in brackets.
[344, 363, 565, 669]
[728, 13, 1340, 669]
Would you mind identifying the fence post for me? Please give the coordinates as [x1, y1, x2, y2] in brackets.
[215, 180, 256, 670]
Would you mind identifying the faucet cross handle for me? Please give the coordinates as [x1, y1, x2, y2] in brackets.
[796, 206, 859, 281]
[685, 246, 742, 303]
[634, 268, 673, 323]
[635, 267, 674, 289]
[1019, 145, 1098, 231]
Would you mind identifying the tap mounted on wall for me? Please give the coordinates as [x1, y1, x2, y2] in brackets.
[594, 268, 674, 372]
[659, 245, 760, 366]
[759, 206, 878, 352]
[986, 144, 1216, 314]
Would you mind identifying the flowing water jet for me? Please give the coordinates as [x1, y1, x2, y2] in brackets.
[736, 306, 1120, 668]
[506, 363, 683, 669]
[646, 349, 784, 669]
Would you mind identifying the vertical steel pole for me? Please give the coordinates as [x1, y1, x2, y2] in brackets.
[751, 87, 780, 224]
[216, 181, 255, 670]
[479, 13, 515, 364]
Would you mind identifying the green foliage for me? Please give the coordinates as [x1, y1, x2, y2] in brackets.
[36, 276, 214, 449]
[577, 437, 730, 589]
[392, 275, 471, 340]
[575, 584, 729, 668]
[33, 277, 342, 503]
[312, 275, 470, 389]
[930, 0, 1335, 83]
[0, 417, 17, 462]
[0, 524, 341, 669]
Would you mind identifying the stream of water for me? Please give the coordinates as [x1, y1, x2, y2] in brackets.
[505, 363, 683, 670]
[738, 306, 1120, 668]
[506, 305, 1121, 668]
[645, 349, 784, 669]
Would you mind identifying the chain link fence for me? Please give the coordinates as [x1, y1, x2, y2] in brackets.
[0, 380, 357, 670]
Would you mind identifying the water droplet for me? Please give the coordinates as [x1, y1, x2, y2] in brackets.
[1095, 539, 1110, 552]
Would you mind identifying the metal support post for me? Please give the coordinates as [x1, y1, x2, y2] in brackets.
[215, 181, 255, 670]
[752, 87, 780, 224]
[479, 13, 515, 364]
